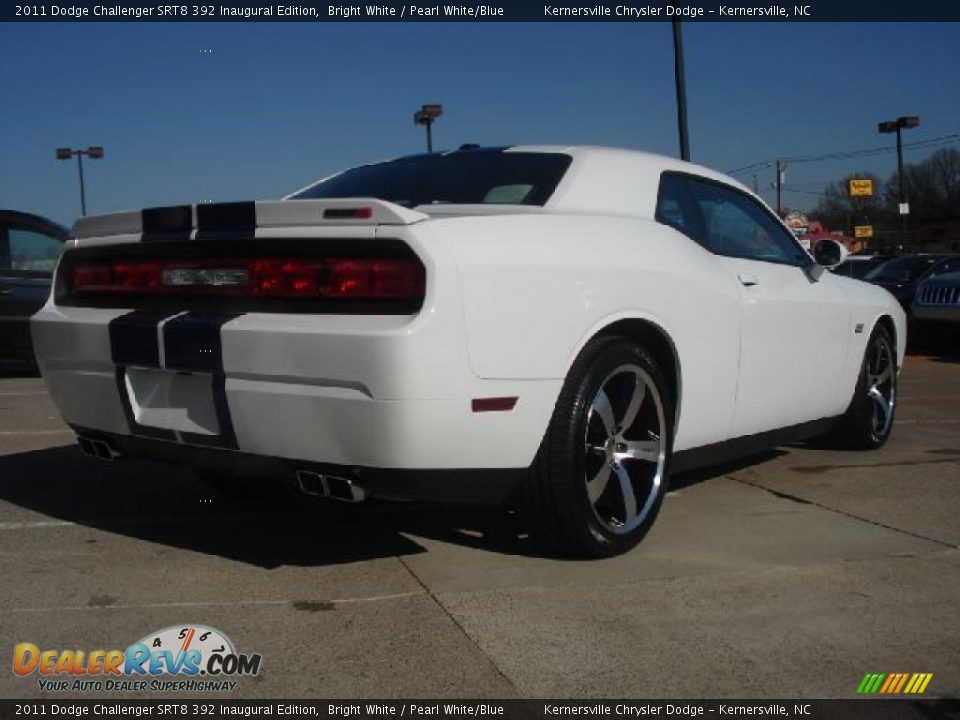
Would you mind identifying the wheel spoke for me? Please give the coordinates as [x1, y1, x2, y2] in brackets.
[614, 463, 638, 522]
[587, 464, 612, 504]
[590, 389, 616, 436]
[617, 372, 647, 435]
[867, 386, 890, 430]
[620, 439, 660, 463]
[876, 364, 893, 386]
[868, 365, 892, 388]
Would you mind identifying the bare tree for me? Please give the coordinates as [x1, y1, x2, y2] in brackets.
[811, 172, 888, 233]
[886, 148, 960, 220]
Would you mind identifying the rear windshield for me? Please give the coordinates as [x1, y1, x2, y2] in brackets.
[289, 151, 572, 208]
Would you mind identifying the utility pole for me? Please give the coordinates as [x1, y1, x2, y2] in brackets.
[671, 17, 690, 161]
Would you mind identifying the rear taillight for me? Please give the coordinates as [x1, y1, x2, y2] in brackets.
[68, 256, 425, 302]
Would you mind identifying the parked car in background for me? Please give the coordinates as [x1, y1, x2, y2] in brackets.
[913, 270, 960, 328]
[833, 254, 887, 280]
[32, 146, 906, 557]
[864, 254, 959, 312]
[0, 210, 68, 372]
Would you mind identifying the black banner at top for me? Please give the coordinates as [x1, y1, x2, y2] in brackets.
[4, 0, 960, 22]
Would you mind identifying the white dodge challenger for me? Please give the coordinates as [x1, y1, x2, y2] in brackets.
[32, 145, 905, 557]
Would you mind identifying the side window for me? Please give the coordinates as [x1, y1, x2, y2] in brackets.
[655, 173, 708, 249]
[687, 179, 809, 266]
[8, 228, 64, 275]
[929, 259, 960, 278]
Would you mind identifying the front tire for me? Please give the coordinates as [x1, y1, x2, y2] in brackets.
[519, 337, 673, 558]
[831, 323, 897, 450]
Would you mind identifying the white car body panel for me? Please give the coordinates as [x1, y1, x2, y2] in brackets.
[32, 146, 906, 502]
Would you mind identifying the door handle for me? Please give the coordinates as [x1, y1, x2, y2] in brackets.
[738, 273, 759, 287]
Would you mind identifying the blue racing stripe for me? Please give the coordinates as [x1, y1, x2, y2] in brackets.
[109, 309, 174, 368]
[163, 311, 243, 449]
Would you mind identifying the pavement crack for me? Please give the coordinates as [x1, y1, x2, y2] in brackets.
[396, 555, 520, 696]
[790, 457, 960, 475]
[728, 475, 960, 551]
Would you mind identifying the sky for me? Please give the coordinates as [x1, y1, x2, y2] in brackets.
[1, 21, 958, 227]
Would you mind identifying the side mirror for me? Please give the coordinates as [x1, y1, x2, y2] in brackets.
[812, 239, 849, 269]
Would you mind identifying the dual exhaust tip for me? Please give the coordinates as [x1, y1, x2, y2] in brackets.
[77, 436, 366, 504]
[77, 436, 121, 461]
[296, 470, 367, 503]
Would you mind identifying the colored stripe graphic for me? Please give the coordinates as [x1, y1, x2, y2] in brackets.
[857, 672, 932, 694]
[892, 673, 909, 693]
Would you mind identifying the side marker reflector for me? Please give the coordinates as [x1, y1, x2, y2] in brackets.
[471, 397, 518, 413]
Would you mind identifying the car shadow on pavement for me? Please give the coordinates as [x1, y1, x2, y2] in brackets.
[0, 445, 431, 568]
[906, 331, 960, 364]
[0, 444, 779, 566]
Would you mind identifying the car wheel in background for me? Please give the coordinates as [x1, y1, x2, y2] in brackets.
[831, 323, 897, 450]
[519, 337, 673, 558]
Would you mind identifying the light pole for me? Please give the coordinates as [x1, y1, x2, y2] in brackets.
[671, 17, 690, 161]
[414, 104, 443, 153]
[878, 116, 919, 249]
[56, 146, 104, 216]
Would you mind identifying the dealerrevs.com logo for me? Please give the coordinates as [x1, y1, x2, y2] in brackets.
[13, 625, 262, 693]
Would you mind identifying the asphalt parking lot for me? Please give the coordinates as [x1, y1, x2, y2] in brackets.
[1, 345, 958, 700]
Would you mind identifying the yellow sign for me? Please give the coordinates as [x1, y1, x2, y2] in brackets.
[854, 225, 874, 238]
[849, 178, 874, 197]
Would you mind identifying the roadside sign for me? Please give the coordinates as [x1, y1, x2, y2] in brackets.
[849, 179, 874, 197]
[899, 202, 910, 215]
[854, 225, 874, 238]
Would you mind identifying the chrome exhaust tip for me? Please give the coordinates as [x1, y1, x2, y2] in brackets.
[295, 470, 366, 503]
[77, 436, 122, 462]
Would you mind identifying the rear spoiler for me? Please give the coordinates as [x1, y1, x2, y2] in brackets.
[70, 198, 429, 240]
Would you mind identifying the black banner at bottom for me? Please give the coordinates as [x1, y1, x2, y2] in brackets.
[1, 700, 958, 720]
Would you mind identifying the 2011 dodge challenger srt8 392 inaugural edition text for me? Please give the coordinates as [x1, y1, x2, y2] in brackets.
[32, 146, 906, 557]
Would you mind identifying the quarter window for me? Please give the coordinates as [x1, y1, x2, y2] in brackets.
[655, 173, 708, 249]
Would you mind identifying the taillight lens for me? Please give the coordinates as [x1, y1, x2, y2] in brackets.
[68, 256, 425, 302]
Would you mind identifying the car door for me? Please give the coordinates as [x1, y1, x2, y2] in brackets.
[0, 217, 67, 370]
[683, 177, 852, 438]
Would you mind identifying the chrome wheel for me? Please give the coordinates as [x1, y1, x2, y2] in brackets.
[866, 333, 896, 439]
[583, 364, 667, 535]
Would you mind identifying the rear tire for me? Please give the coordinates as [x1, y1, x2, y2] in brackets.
[830, 324, 897, 450]
[519, 337, 673, 558]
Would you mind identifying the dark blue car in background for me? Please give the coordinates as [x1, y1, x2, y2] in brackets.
[0, 210, 68, 372]
[864, 254, 960, 314]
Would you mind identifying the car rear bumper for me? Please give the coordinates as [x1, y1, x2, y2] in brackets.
[71, 425, 524, 505]
[33, 304, 560, 482]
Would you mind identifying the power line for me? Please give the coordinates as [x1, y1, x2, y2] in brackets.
[726, 133, 960, 176]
